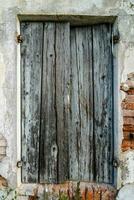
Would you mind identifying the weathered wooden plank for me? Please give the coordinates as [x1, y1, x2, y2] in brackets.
[69, 27, 94, 181]
[39, 23, 57, 183]
[92, 24, 113, 183]
[21, 22, 43, 183]
[55, 23, 70, 182]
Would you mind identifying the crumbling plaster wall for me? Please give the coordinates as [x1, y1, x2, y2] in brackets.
[0, 0, 134, 198]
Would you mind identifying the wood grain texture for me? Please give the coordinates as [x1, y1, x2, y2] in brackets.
[55, 23, 70, 182]
[39, 23, 57, 183]
[69, 27, 94, 181]
[21, 22, 43, 183]
[92, 24, 113, 183]
[40, 22, 70, 183]
[21, 22, 114, 184]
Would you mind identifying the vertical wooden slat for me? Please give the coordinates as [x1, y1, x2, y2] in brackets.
[92, 24, 113, 183]
[39, 23, 57, 183]
[55, 23, 70, 182]
[69, 27, 94, 181]
[21, 22, 43, 183]
[40, 22, 70, 183]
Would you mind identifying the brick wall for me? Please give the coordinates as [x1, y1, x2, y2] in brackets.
[27, 182, 116, 200]
[80, 184, 116, 200]
[121, 73, 134, 151]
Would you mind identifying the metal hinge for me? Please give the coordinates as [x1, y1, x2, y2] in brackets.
[17, 35, 23, 44]
[17, 160, 23, 168]
[112, 159, 120, 168]
[112, 34, 120, 44]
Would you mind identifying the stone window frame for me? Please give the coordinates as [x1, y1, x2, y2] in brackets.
[16, 15, 120, 195]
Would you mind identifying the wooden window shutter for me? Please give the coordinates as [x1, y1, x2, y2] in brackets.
[21, 22, 114, 184]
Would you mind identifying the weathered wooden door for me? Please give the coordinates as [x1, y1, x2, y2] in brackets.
[21, 22, 113, 184]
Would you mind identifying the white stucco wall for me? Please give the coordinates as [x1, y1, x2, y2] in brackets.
[0, 0, 134, 198]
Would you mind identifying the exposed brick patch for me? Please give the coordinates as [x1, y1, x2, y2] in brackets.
[121, 72, 134, 151]
[39, 182, 116, 200]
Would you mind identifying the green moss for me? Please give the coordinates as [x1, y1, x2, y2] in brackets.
[59, 191, 69, 200]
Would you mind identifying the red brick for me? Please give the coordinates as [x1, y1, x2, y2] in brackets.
[122, 139, 134, 151]
[94, 190, 101, 200]
[123, 124, 134, 132]
[87, 190, 93, 200]
[127, 89, 134, 95]
[123, 110, 134, 117]
[82, 189, 93, 200]
[82, 192, 85, 200]
[122, 102, 134, 110]
[123, 110, 134, 118]
[123, 117, 134, 125]
[124, 95, 134, 102]
[82, 187, 115, 200]
[122, 139, 131, 148]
